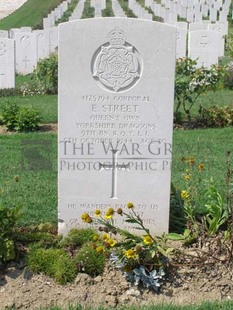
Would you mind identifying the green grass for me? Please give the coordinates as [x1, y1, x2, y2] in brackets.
[0, 94, 57, 124]
[0, 133, 57, 226]
[0, 127, 232, 226]
[175, 88, 233, 121]
[0, 0, 64, 30]
[55, 0, 79, 24]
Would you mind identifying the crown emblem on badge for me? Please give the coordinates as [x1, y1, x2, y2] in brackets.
[107, 28, 127, 46]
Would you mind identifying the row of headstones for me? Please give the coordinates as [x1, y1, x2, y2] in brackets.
[176, 21, 228, 68]
[0, 0, 230, 89]
[43, 0, 72, 29]
[145, 0, 231, 23]
[0, 26, 59, 88]
[68, 0, 107, 20]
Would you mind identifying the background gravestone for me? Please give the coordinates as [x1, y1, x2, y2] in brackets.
[0, 37, 15, 89]
[58, 18, 176, 236]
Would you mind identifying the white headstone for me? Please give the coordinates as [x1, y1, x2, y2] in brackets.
[49, 26, 58, 54]
[15, 32, 37, 74]
[188, 30, 219, 68]
[34, 29, 50, 61]
[0, 38, 15, 89]
[58, 18, 176, 236]
[0, 30, 9, 38]
[208, 22, 227, 56]
[176, 25, 187, 58]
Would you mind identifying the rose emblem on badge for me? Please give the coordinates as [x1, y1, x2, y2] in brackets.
[92, 28, 142, 93]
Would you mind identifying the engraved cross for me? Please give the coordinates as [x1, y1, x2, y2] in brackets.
[23, 56, 30, 68]
[99, 149, 130, 199]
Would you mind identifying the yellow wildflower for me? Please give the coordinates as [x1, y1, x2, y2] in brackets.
[198, 163, 204, 171]
[102, 233, 109, 241]
[93, 234, 99, 242]
[127, 202, 134, 209]
[107, 207, 114, 215]
[184, 174, 190, 181]
[94, 209, 101, 216]
[108, 239, 116, 247]
[124, 249, 136, 259]
[81, 213, 89, 222]
[181, 190, 189, 200]
[104, 211, 113, 220]
[181, 156, 186, 162]
[86, 216, 93, 224]
[96, 246, 104, 253]
[143, 235, 153, 245]
[189, 157, 195, 165]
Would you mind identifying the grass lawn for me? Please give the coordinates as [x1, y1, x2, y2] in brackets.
[0, 94, 57, 124]
[0, 0, 64, 30]
[0, 133, 57, 225]
[0, 126, 232, 226]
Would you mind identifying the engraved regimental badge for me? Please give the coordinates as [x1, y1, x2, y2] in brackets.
[92, 28, 142, 93]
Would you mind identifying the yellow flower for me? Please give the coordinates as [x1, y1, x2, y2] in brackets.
[93, 234, 99, 241]
[143, 235, 153, 245]
[104, 211, 113, 220]
[102, 233, 109, 241]
[81, 213, 89, 222]
[124, 249, 136, 259]
[94, 209, 101, 216]
[107, 207, 114, 215]
[189, 157, 195, 166]
[127, 202, 134, 209]
[181, 156, 186, 162]
[198, 163, 204, 171]
[184, 174, 190, 181]
[108, 239, 116, 247]
[181, 190, 189, 200]
[86, 216, 93, 224]
[96, 246, 104, 253]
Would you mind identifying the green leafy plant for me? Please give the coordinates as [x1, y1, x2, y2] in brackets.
[198, 105, 233, 128]
[1, 104, 40, 132]
[0, 88, 21, 97]
[202, 179, 228, 235]
[177, 157, 229, 238]
[28, 247, 77, 284]
[2, 103, 20, 131]
[59, 228, 96, 249]
[0, 201, 21, 262]
[225, 33, 233, 58]
[33, 53, 58, 94]
[74, 244, 105, 276]
[81, 204, 183, 290]
[175, 57, 224, 122]
[223, 61, 233, 90]
[15, 106, 40, 132]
